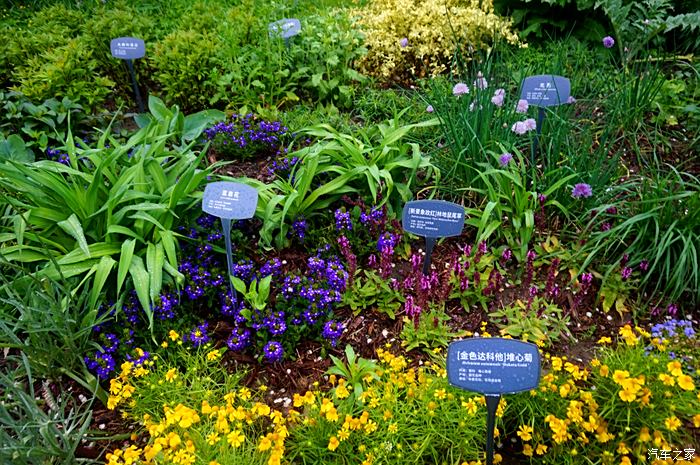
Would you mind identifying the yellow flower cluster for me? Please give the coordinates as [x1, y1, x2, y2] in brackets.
[352, 0, 520, 81]
[107, 360, 149, 410]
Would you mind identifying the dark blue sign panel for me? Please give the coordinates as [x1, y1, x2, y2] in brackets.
[520, 75, 570, 107]
[268, 18, 301, 39]
[110, 37, 145, 60]
[447, 338, 541, 395]
[202, 182, 258, 220]
[402, 200, 464, 238]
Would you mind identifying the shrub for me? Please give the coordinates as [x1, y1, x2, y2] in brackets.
[12, 38, 115, 111]
[353, 0, 520, 83]
[150, 30, 224, 111]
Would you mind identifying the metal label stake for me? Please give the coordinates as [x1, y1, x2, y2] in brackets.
[110, 37, 146, 113]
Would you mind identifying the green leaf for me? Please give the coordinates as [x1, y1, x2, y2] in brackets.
[146, 242, 165, 303]
[117, 239, 136, 297]
[129, 255, 153, 330]
[57, 213, 90, 257]
[89, 256, 116, 310]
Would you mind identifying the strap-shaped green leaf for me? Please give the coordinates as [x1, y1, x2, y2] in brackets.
[57, 213, 90, 257]
[89, 256, 116, 310]
[146, 242, 164, 303]
[117, 239, 136, 297]
[129, 255, 153, 330]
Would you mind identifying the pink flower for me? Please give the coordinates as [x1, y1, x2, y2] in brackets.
[524, 118, 536, 131]
[567, 96, 576, 104]
[452, 82, 470, 96]
[491, 88, 505, 107]
[516, 99, 529, 113]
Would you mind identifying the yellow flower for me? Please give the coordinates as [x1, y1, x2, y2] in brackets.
[434, 388, 446, 400]
[658, 373, 675, 386]
[168, 330, 180, 341]
[328, 436, 340, 451]
[551, 357, 563, 371]
[206, 432, 220, 445]
[536, 443, 548, 455]
[338, 428, 350, 440]
[677, 374, 695, 391]
[258, 436, 272, 451]
[388, 423, 398, 434]
[523, 444, 533, 457]
[206, 349, 221, 361]
[597, 336, 612, 344]
[599, 365, 610, 377]
[612, 370, 630, 384]
[517, 425, 533, 441]
[335, 384, 350, 399]
[227, 430, 245, 448]
[639, 427, 651, 442]
[667, 360, 683, 377]
[620, 457, 631, 465]
[165, 368, 177, 382]
[239, 388, 252, 400]
[462, 398, 478, 415]
[618, 389, 637, 402]
[664, 416, 681, 431]
[693, 414, 700, 428]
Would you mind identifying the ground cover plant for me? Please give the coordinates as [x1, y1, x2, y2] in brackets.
[0, 0, 699, 463]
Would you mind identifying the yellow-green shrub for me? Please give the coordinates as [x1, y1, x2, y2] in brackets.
[353, 0, 521, 82]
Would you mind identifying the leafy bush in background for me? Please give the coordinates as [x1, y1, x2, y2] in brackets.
[353, 0, 520, 83]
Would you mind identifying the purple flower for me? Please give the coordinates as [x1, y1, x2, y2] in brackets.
[399, 37, 408, 48]
[639, 260, 649, 271]
[511, 119, 536, 135]
[426, 104, 434, 113]
[452, 83, 470, 96]
[571, 183, 593, 199]
[263, 341, 284, 362]
[473, 72, 488, 90]
[621, 266, 633, 280]
[292, 217, 307, 240]
[602, 36, 615, 48]
[491, 88, 505, 107]
[524, 118, 536, 131]
[501, 248, 512, 261]
[334, 208, 353, 231]
[498, 152, 513, 167]
[226, 327, 251, 351]
[567, 96, 577, 104]
[189, 322, 209, 347]
[321, 320, 345, 347]
[516, 99, 529, 113]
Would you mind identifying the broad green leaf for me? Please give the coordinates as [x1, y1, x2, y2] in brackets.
[147, 242, 164, 303]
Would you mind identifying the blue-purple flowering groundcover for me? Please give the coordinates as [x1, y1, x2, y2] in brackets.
[203, 113, 289, 160]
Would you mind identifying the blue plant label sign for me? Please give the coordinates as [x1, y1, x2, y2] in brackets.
[202, 182, 258, 220]
[520, 75, 570, 107]
[447, 338, 541, 395]
[402, 200, 464, 238]
[268, 18, 301, 39]
[110, 37, 145, 60]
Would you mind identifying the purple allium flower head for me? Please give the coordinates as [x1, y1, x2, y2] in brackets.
[263, 341, 284, 363]
[602, 36, 615, 48]
[426, 104, 434, 113]
[473, 72, 488, 90]
[571, 183, 593, 199]
[516, 99, 529, 113]
[639, 259, 649, 272]
[491, 88, 505, 107]
[399, 37, 408, 48]
[498, 152, 513, 167]
[452, 82, 470, 96]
